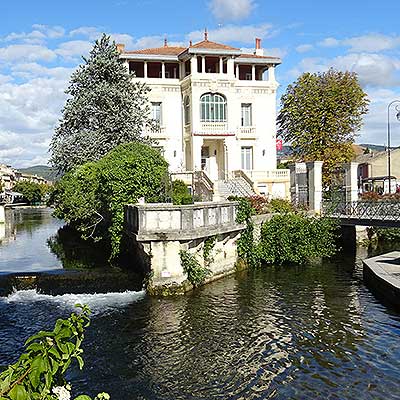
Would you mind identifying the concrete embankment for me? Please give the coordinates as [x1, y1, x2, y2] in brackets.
[363, 251, 400, 308]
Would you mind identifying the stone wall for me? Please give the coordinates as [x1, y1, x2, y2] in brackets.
[125, 202, 245, 295]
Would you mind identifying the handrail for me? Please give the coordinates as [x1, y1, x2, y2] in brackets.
[232, 170, 254, 189]
[194, 170, 214, 192]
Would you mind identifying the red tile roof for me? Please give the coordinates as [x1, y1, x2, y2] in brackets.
[189, 40, 240, 51]
[125, 46, 186, 56]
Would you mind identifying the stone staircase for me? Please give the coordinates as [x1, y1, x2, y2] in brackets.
[214, 177, 255, 200]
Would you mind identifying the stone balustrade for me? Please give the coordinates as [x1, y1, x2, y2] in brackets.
[125, 201, 243, 241]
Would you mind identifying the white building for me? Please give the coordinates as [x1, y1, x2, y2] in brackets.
[118, 33, 289, 198]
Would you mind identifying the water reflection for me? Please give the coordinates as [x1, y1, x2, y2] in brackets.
[0, 208, 64, 273]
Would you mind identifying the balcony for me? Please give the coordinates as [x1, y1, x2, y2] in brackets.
[194, 122, 234, 137]
[237, 126, 257, 139]
[244, 169, 290, 182]
[143, 126, 168, 139]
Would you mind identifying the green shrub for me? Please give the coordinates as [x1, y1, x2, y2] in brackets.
[171, 180, 193, 205]
[373, 227, 400, 242]
[0, 305, 108, 400]
[258, 213, 337, 265]
[269, 198, 294, 213]
[180, 250, 210, 287]
[53, 142, 169, 260]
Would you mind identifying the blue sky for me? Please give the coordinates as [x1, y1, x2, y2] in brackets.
[0, 0, 399, 167]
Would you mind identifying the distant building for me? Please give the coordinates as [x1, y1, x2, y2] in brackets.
[118, 33, 290, 199]
[356, 148, 400, 193]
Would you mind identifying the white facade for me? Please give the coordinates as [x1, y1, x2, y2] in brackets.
[119, 35, 288, 196]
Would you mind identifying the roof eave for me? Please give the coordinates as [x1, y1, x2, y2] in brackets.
[236, 57, 282, 65]
[120, 54, 180, 62]
[187, 48, 242, 56]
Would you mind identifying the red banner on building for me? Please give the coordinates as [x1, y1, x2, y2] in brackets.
[276, 139, 283, 151]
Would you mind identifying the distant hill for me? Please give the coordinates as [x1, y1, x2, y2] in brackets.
[359, 144, 389, 152]
[18, 165, 59, 181]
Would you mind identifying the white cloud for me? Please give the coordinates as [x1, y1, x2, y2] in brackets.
[209, 0, 255, 21]
[11, 63, 74, 80]
[318, 37, 340, 48]
[188, 23, 272, 44]
[296, 44, 313, 53]
[291, 53, 400, 88]
[241, 46, 287, 59]
[0, 44, 56, 62]
[55, 40, 93, 60]
[70, 26, 101, 41]
[343, 33, 400, 53]
[3, 25, 65, 44]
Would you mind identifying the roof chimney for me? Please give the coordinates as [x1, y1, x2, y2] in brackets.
[116, 43, 125, 53]
[255, 38, 263, 56]
[164, 37, 168, 47]
[189, 40, 193, 46]
[204, 28, 208, 41]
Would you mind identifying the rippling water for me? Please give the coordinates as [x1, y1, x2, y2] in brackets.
[1, 256, 400, 399]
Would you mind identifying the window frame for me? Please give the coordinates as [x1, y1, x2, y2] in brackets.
[151, 102, 162, 124]
[200, 93, 227, 123]
[241, 103, 252, 127]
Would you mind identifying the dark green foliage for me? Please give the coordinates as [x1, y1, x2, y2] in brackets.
[171, 180, 193, 205]
[18, 166, 59, 182]
[373, 227, 400, 242]
[50, 34, 156, 172]
[180, 250, 211, 287]
[52, 142, 169, 259]
[0, 305, 108, 400]
[269, 198, 294, 213]
[13, 181, 50, 204]
[258, 214, 338, 265]
[236, 198, 259, 267]
[203, 236, 216, 266]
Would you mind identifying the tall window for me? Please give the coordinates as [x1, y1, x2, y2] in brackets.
[184, 96, 190, 125]
[151, 102, 162, 123]
[241, 103, 252, 126]
[241, 146, 253, 170]
[200, 93, 226, 122]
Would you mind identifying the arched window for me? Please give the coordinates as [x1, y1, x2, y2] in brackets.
[200, 93, 227, 122]
[184, 96, 190, 125]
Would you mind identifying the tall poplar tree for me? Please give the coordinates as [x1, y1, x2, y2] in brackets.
[50, 34, 155, 172]
[277, 69, 369, 186]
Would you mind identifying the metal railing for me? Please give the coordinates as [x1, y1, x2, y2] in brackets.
[322, 200, 400, 222]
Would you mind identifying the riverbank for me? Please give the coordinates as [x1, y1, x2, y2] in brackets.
[363, 251, 400, 308]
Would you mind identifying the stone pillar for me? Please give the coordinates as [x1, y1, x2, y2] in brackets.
[179, 62, 185, 78]
[344, 162, 359, 203]
[219, 57, 223, 74]
[236, 64, 239, 79]
[0, 205, 5, 224]
[191, 56, 198, 76]
[202, 56, 206, 73]
[252, 65, 256, 81]
[161, 62, 165, 79]
[227, 58, 234, 77]
[144, 61, 148, 78]
[124, 60, 129, 73]
[306, 161, 323, 213]
[268, 66, 276, 82]
[288, 163, 297, 204]
[193, 136, 203, 171]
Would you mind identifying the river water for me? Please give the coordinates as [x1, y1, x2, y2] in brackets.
[1, 208, 400, 399]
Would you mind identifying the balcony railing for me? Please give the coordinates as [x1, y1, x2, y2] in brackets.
[237, 126, 257, 138]
[244, 169, 290, 182]
[201, 122, 228, 132]
[143, 126, 167, 139]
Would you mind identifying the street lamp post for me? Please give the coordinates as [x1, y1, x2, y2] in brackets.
[387, 100, 400, 194]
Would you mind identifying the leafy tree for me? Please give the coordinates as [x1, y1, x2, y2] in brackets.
[50, 34, 156, 173]
[277, 69, 369, 186]
[53, 142, 169, 259]
[13, 181, 43, 204]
